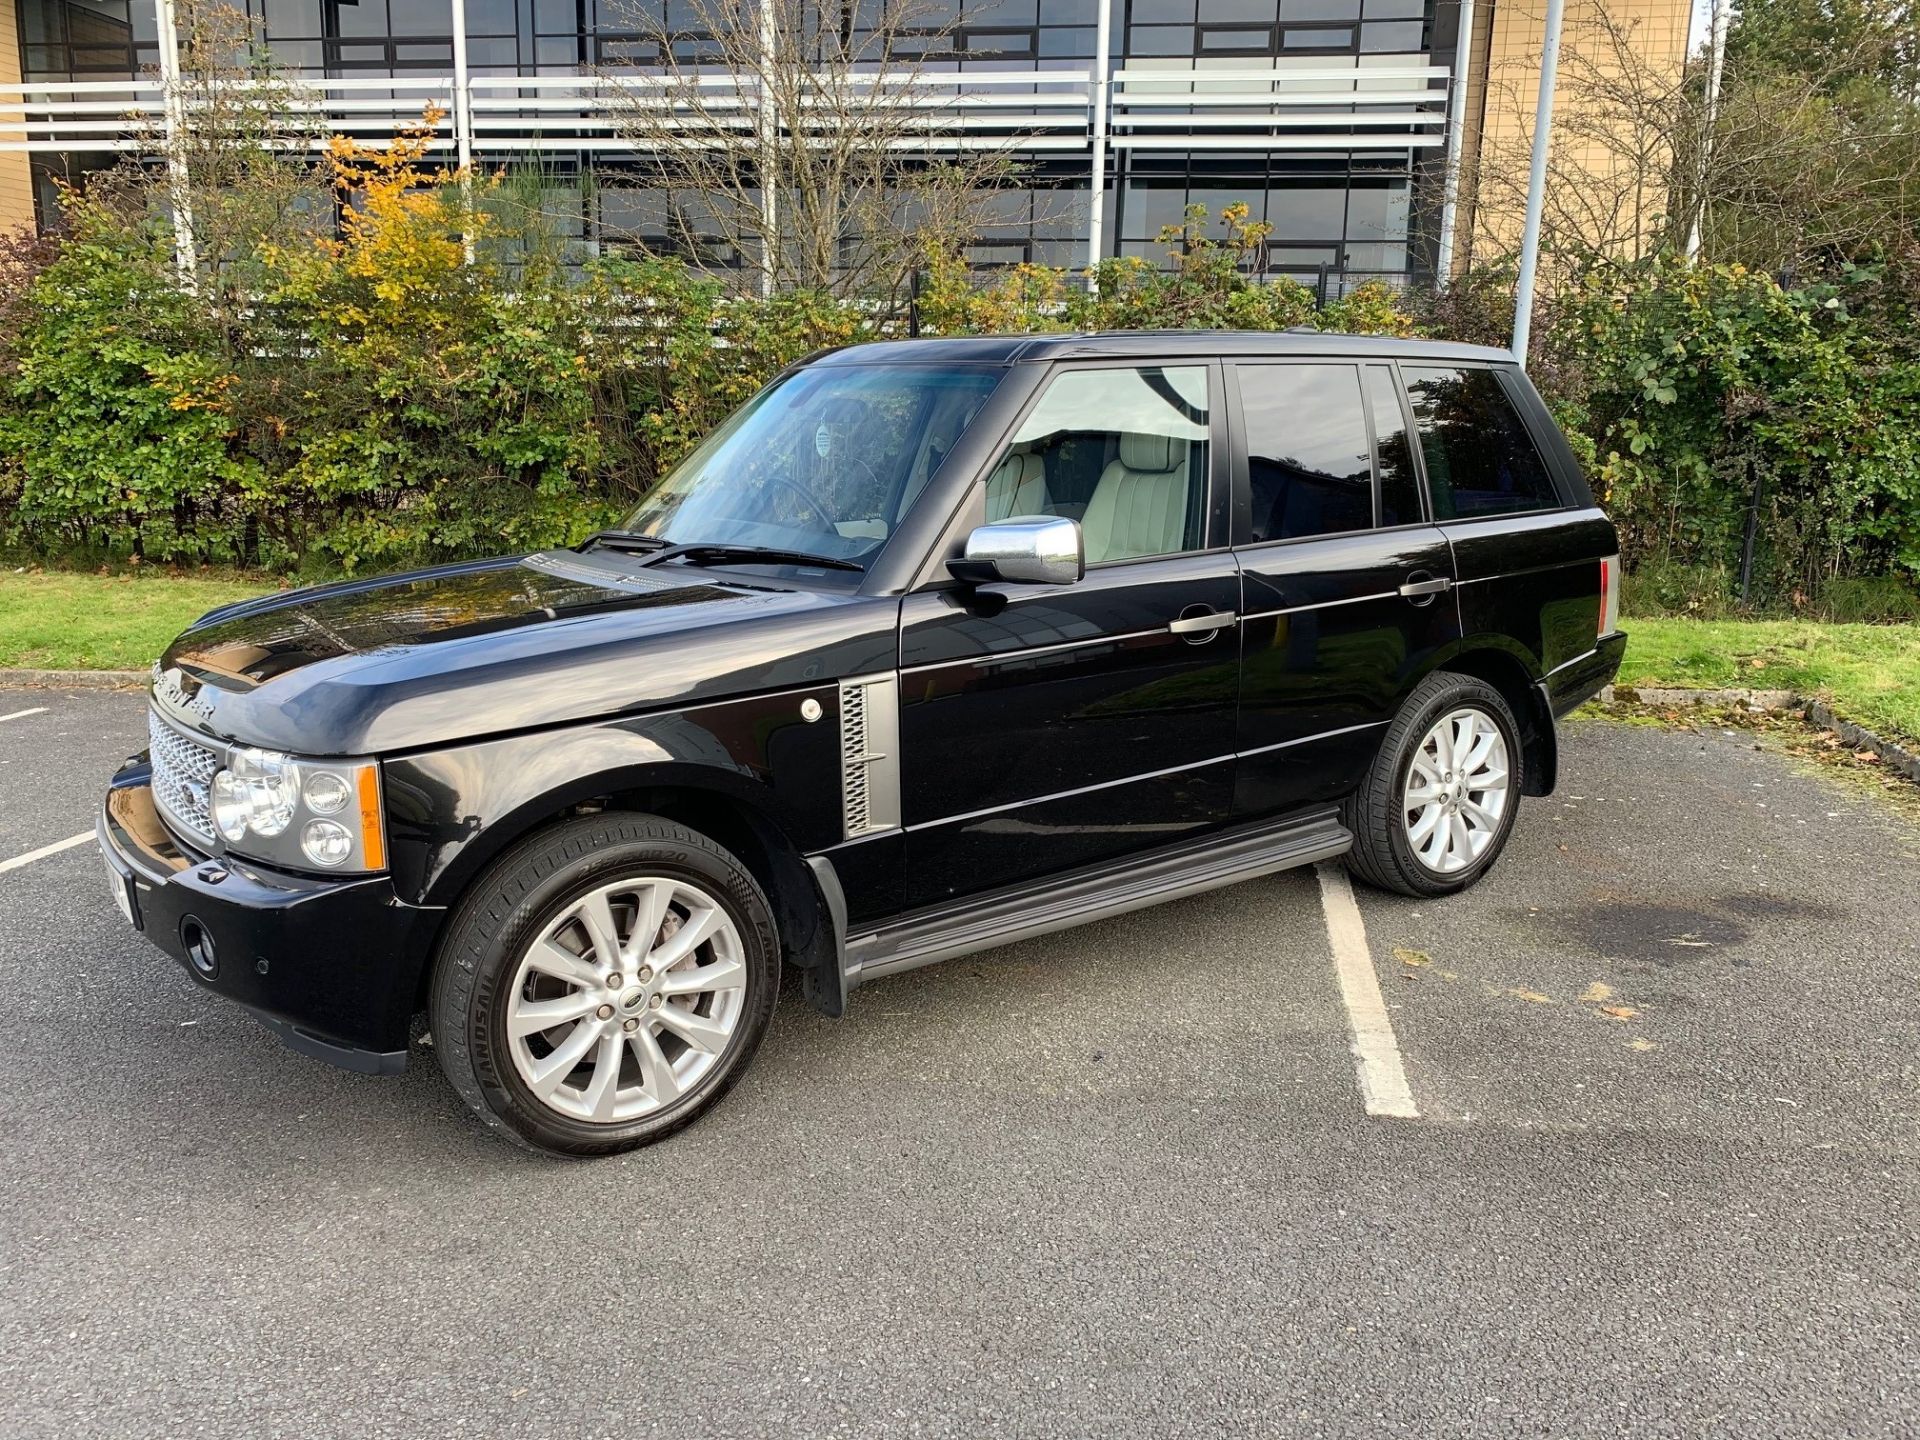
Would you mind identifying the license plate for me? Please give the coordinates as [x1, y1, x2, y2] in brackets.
[103, 849, 137, 928]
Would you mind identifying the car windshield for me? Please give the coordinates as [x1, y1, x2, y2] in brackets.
[621, 363, 1005, 567]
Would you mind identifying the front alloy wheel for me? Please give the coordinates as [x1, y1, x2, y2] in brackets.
[506, 878, 748, 1124]
[432, 814, 779, 1156]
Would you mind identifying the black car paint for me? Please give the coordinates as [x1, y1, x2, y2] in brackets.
[101, 331, 1626, 1071]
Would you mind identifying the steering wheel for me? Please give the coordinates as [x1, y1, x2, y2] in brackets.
[766, 476, 839, 535]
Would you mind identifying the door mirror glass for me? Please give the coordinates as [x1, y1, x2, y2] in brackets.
[949, 516, 1085, 587]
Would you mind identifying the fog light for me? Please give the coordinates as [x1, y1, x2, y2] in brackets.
[301, 819, 353, 868]
[180, 917, 217, 977]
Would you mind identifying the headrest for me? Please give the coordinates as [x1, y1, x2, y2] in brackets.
[1118, 431, 1179, 473]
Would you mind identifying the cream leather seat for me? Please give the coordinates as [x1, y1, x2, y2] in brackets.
[1081, 432, 1190, 563]
[985, 450, 1051, 521]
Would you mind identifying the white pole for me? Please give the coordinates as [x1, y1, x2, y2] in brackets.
[451, 0, 475, 261]
[758, 0, 778, 298]
[153, 0, 196, 279]
[1434, 0, 1474, 282]
[1510, 0, 1564, 367]
[451, 0, 473, 173]
[1684, 0, 1728, 262]
[1085, 0, 1113, 273]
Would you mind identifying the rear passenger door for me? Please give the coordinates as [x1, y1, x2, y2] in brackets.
[1229, 360, 1462, 818]
[1400, 364, 1613, 682]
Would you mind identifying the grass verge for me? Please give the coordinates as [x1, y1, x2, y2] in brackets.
[0, 570, 267, 671]
[2, 575, 1914, 756]
[1617, 617, 1919, 749]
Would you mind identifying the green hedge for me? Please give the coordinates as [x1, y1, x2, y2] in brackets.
[1, 169, 1917, 609]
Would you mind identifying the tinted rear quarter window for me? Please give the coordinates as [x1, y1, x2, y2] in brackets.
[1402, 366, 1561, 520]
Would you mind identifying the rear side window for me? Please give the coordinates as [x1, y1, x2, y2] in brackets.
[1402, 366, 1561, 520]
[1238, 363, 1373, 542]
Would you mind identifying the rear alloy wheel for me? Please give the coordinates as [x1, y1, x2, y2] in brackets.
[1343, 672, 1525, 898]
[1401, 707, 1511, 876]
[432, 814, 778, 1156]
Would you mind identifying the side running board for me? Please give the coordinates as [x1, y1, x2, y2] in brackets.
[843, 808, 1352, 989]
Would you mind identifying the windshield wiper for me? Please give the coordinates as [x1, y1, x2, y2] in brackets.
[649, 543, 864, 573]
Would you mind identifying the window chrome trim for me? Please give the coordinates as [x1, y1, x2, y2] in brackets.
[1240, 591, 1397, 623]
[899, 625, 1169, 675]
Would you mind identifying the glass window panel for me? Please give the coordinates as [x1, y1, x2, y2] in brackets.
[1403, 368, 1561, 520]
[1266, 185, 1345, 239]
[1343, 243, 1409, 273]
[1364, 364, 1420, 526]
[262, 0, 322, 37]
[1038, 0, 1100, 23]
[1279, 0, 1358, 19]
[995, 367, 1212, 562]
[1131, 0, 1198, 21]
[1238, 364, 1373, 542]
[1038, 26, 1095, 52]
[464, 0, 521, 30]
[1127, 23, 1195, 51]
[1282, 24, 1353, 45]
[966, 29, 1036, 51]
[1345, 182, 1409, 240]
[1201, 0, 1279, 19]
[389, 2, 455, 35]
[1201, 26, 1273, 48]
[1360, 19, 1423, 49]
[1361, 0, 1424, 15]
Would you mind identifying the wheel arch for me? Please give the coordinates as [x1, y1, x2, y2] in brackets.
[1417, 638, 1557, 797]
[405, 758, 843, 1016]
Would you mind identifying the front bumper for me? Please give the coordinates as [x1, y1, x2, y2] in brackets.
[98, 755, 443, 1074]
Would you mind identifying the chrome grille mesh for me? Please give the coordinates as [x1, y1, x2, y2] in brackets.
[148, 707, 220, 842]
[838, 674, 900, 840]
[840, 681, 871, 837]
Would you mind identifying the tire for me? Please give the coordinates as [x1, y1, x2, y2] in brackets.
[1342, 672, 1526, 899]
[430, 812, 780, 1157]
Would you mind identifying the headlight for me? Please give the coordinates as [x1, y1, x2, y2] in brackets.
[208, 747, 386, 874]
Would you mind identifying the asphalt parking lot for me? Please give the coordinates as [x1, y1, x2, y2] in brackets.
[1, 686, 1916, 1438]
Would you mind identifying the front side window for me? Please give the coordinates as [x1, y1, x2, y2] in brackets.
[626, 363, 1003, 566]
[1402, 367, 1561, 520]
[984, 365, 1210, 565]
[1237, 363, 1373, 542]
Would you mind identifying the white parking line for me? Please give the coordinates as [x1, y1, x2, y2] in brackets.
[1315, 863, 1419, 1120]
[0, 832, 94, 874]
[0, 706, 49, 723]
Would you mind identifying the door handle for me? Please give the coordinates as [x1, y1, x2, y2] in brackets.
[1399, 572, 1453, 605]
[1168, 609, 1237, 638]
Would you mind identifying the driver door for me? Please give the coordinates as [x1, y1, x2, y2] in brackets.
[894, 362, 1242, 910]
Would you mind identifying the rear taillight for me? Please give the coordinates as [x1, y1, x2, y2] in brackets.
[1599, 555, 1621, 637]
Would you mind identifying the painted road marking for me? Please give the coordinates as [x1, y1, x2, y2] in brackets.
[1315, 862, 1419, 1120]
[0, 832, 94, 874]
[0, 707, 49, 723]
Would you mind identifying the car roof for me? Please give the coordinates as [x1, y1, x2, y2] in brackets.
[810, 331, 1516, 366]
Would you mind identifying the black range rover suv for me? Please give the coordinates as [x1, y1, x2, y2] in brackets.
[100, 332, 1626, 1155]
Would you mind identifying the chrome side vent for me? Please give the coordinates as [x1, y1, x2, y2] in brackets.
[839, 673, 900, 840]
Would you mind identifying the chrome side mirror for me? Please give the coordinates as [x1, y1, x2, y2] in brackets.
[948, 516, 1084, 587]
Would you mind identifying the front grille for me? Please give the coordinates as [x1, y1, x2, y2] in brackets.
[148, 707, 220, 843]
